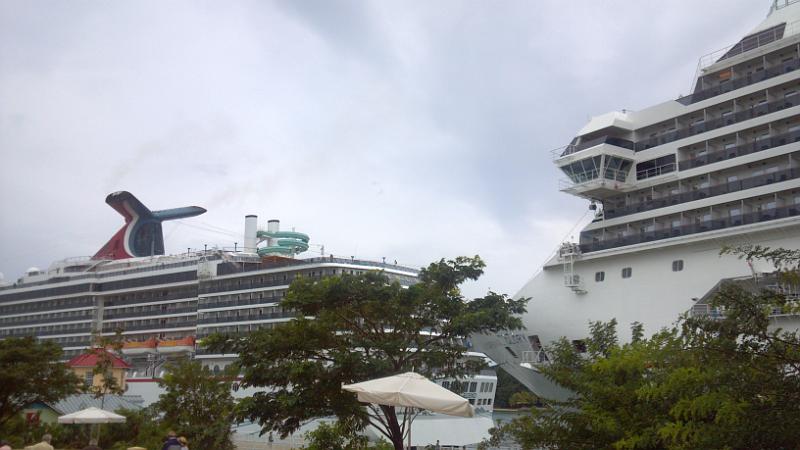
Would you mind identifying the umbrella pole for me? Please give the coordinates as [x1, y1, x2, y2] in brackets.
[406, 407, 412, 450]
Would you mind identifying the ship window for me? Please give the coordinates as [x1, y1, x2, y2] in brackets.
[672, 260, 684, 272]
[621, 267, 632, 279]
[595, 271, 605, 282]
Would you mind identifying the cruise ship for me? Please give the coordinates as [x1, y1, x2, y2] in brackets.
[0, 192, 419, 370]
[0, 191, 500, 426]
[474, 0, 800, 399]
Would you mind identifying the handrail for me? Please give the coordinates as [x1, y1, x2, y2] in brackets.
[582, 204, 800, 253]
[678, 128, 800, 171]
[605, 168, 800, 220]
[554, 88, 800, 162]
[555, 135, 635, 158]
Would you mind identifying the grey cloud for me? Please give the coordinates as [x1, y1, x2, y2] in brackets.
[0, 0, 769, 296]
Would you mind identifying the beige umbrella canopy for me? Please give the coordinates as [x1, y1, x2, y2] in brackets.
[342, 372, 474, 417]
[57, 407, 127, 424]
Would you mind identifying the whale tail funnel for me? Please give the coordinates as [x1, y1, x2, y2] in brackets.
[93, 191, 206, 260]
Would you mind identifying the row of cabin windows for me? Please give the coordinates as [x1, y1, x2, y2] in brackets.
[594, 260, 684, 282]
[440, 380, 495, 394]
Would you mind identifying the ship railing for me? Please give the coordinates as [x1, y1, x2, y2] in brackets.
[197, 311, 295, 324]
[552, 91, 800, 160]
[0, 296, 95, 315]
[636, 162, 676, 181]
[641, 96, 800, 149]
[604, 167, 800, 220]
[104, 305, 198, 320]
[679, 129, 800, 171]
[521, 350, 550, 366]
[0, 312, 94, 328]
[1, 324, 92, 338]
[551, 135, 635, 160]
[103, 320, 197, 332]
[581, 204, 800, 253]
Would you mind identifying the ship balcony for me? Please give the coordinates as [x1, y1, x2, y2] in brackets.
[580, 203, 800, 253]
[604, 167, 800, 220]
[678, 128, 800, 171]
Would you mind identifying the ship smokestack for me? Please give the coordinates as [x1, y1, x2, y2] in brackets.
[267, 219, 279, 247]
[244, 215, 258, 253]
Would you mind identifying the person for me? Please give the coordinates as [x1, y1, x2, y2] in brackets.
[24, 433, 53, 450]
[0, 439, 11, 450]
[82, 438, 102, 450]
[178, 436, 188, 450]
[161, 432, 181, 450]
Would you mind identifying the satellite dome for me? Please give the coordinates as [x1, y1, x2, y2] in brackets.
[26, 267, 41, 275]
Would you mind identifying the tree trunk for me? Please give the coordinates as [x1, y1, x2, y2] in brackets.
[380, 404, 406, 450]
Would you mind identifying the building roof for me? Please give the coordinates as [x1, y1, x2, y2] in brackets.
[67, 348, 132, 369]
[51, 394, 144, 415]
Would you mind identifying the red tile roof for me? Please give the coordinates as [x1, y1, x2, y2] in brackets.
[67, 348, 132, 369]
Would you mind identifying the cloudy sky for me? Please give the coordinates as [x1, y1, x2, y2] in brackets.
[0, 1, 768, 297]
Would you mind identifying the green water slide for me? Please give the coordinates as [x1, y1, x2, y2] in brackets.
[256, 230, 310, 256]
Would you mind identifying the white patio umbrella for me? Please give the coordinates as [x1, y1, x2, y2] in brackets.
[343, 372, 474, 417]
[58, 407, 127, 424]
[58, 406, 126, 443]
[343, 372, 474, 449]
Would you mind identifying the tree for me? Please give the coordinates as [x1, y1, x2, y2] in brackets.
[303, 421, 369, 450]
[101, 407, 170, 450]
[0, 337, 80, 427]
[492, 246, 800, 450]
[155, 359, 237, 450]
[84, 331, 126, 407]
[207, 256, 527, 450]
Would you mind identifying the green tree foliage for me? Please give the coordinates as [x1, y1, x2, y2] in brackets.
[304, 421, 369, 450]
[83, 331, 126, 406]
[101, 407, 170, 450]
[0, 337, 80, 427]
[155, 360, 237, 450]
[494, 246, 800, 450]
[207, 256, 527, 450]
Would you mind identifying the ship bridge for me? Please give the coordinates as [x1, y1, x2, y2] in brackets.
[554, 125, 635, 199]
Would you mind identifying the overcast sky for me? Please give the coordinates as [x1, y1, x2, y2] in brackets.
[0, 1, 768, 297]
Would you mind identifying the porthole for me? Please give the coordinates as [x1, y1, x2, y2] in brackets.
[621, 267, 632, 279]
[595, 271, 605, 282]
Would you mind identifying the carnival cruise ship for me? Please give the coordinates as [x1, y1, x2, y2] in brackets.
[0, 192, 418, 366]
[0, 191, 499, 419]
[473, 0, 800, 399]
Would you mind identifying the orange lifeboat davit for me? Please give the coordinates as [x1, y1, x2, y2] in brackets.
[122, 338, 158, 355]
[157, 336, 195, 354]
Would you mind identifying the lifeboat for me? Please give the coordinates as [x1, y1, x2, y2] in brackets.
[121, 338, 158, 355]
[157, 336, 195, 354]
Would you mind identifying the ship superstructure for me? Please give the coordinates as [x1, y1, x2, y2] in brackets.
[474, 0, 800, 399]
